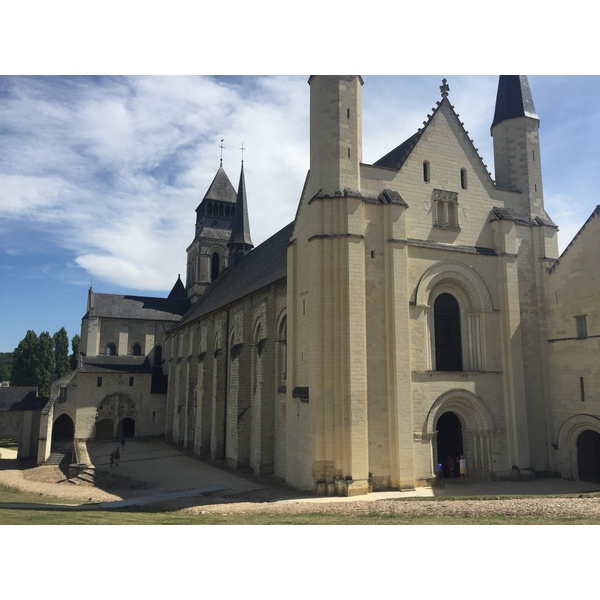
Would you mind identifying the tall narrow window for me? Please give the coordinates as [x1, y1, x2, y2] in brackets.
[434, 293, 463, 371]
[576, 315, 588, 339]
[278, 316, 287, 391]
[460, 168, 468, 189]
[154, 345, 163, 366]
[423, 161, 431, 183]
[211, 252, 220, 282]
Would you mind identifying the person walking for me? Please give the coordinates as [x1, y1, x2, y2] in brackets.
[109, 450, 115, 468]
[120, 437, 125, 450]
[115, 447, 120, 466]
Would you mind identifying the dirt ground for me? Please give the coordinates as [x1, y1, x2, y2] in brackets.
[3, 441, 600, 519]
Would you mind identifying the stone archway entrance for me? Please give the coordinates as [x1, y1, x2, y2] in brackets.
[118, 418, 135, 438]
[52, 414, 74, 451]
[96, 394, 138, 440]
[436, 411, 463, 478]
[577, 430, 600, 484]
[426, 390, 495, 481]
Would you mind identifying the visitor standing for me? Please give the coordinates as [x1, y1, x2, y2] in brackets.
[459, 455, 467, 483]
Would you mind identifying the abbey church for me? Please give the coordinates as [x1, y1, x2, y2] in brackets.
[34, 76, 600, 495]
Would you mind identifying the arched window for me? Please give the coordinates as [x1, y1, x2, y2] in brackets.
[154, 345, 163, 366]
[132, 343, 142, 356]
[105, 343, 117, 356]
[434, 293, 462, 371]
[211, 252, 220, 281]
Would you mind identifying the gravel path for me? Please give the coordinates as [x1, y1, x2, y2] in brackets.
[3, 440, 600, 521]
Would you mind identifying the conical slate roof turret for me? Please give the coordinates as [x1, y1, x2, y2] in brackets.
[491, 75, 538, 131]
[168, 274, 187, 299]
[228, 161, 254, 266]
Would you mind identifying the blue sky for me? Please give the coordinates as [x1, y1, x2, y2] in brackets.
[2, 74, 600, 352]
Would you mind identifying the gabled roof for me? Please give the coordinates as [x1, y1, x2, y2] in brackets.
[86, 291, 190, 321]
[176, 222, 294, 329]
[372, 88, 493, 183]
[0, 386, 41, 411]
[549, 205, 600, 274]
[491, 75, 538, 131]
[373, 130, 423, 170]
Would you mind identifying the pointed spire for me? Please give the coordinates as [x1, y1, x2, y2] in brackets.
[228, 160, 254, 266]
[168, 274, 187, 299]
[491, 75, 538, 131]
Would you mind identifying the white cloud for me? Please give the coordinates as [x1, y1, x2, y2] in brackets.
[2, 74, 600, 295]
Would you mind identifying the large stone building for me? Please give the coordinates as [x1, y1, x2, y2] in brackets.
[33, 76, 600, 496]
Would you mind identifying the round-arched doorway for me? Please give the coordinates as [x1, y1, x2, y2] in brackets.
[577, 430, 600, 483]
[118, 418, 135, 438]
[436, 411, 464, 478]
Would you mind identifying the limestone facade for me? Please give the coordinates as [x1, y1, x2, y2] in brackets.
[40, 76, 600, 495]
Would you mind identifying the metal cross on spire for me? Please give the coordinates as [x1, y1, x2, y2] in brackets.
[240, 142, 246, 162]
[219, 137, 225, 165]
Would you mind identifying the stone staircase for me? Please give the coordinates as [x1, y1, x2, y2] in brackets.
[45, 445, 72, 465]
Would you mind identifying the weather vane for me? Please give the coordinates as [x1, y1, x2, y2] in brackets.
[240, 142, 246, 162]
[219, 137, 225, 165]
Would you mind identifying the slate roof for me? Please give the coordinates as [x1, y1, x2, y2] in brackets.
[79, 356, 153, 374]
[228, 162, 254, 248]
[373, 130, 424, 170]
[176, 221, 294, 329]
[491, 75, 538, 130]
[0, 386, 42, 411]
[198, 165, 237, 207]
[168, 275, 187, 300]
[86, 292, 190, 321]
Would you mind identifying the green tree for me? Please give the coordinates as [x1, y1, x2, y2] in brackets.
[36, 331, 56, 396]
[53, 327, 71, 378]
[70, 334, 80, 370]
[0, 352, 12, 382]
[11, 330, 40, 387]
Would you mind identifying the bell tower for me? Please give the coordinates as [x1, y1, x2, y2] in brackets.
[186, 162, 237, 303]
[491, 75, 547, 222]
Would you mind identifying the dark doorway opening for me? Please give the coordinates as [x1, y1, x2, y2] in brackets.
[118, 418, 135, 438]
[51, 414, 74, 453]
[96, 419, 114, 440]
[436, 411, 463, 479]
[577, 430, 600, 483]
[52, 414, 74, 440]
